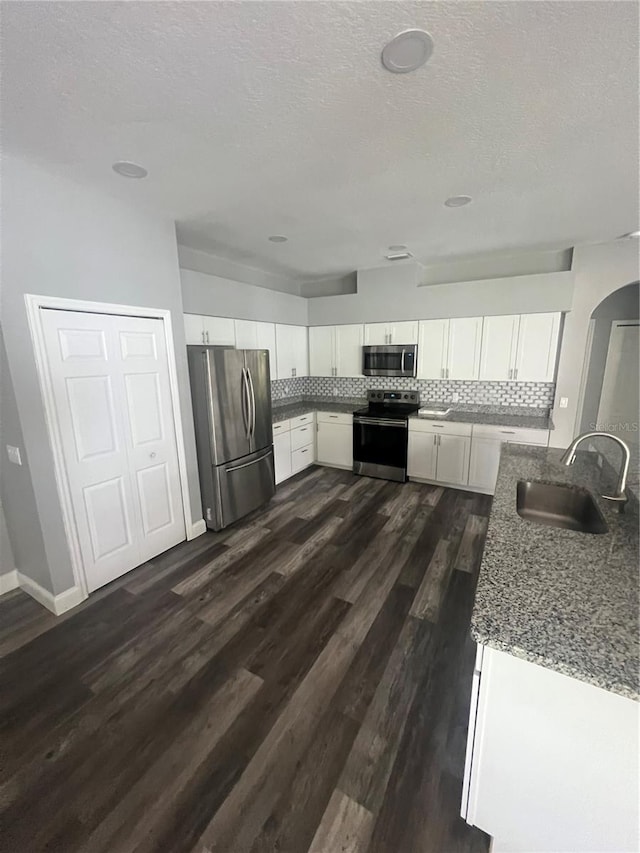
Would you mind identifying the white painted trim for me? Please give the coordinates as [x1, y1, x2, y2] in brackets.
[0, 570, 19, 595]
[573, 317, 595, 436]
[24, 293, 203, 604]
[17, 572, 84, 615]
[190, 519, 207, 538]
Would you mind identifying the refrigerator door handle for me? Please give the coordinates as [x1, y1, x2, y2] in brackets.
[241, 368, 251, 439]
[246, 367, 256, 437]
[204, 350, 219, 460]
[225, 448, 272, 473]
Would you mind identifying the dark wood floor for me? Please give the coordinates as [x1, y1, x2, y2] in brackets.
[0, 466, 492, 853]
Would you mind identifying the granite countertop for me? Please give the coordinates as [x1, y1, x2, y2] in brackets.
[411, 409, 553, 430]
[272, 397, 552, 430]
[471, 444, 639, 700]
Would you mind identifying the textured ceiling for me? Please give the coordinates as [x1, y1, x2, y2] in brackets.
[2, 1, 639, 280]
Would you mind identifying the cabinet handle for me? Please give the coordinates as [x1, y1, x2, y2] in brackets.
[508, 368, 513, 380]
[292, 368, 296, 377]
[206, 331, 210, 344]
[514, 368, 518, 380]
[446, 368, 449, 379]
[329, 415, 338, 418]
[440, 368, 444, 379]
[433, 434, 437, 446]
[202, 330, 206, 343]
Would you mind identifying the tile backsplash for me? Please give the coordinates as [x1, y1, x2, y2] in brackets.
[271, 376, 555, 408]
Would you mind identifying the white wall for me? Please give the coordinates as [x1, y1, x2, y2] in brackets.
[307, 263, 575, 325]
[1, 155, 202, 595]
[551, 240, 640, 448]
[181, 268, 309, 325]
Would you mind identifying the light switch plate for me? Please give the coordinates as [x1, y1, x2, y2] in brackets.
[6, 445, 22, 465]
[559, 397, 569, 408]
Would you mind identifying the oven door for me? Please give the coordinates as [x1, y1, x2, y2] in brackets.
[353, 417, 409, 482]
[362, 345, 417, 377]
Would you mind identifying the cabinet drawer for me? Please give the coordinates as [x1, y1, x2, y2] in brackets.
[410, 419, 472, 437]
[472, 424, 549, 446]
[272, 419, 291, 434]
[291, 423, 314, 451]
[291, 444, 314, 474]
[317, 411, 353, 425]
[290, 412, 315, 429]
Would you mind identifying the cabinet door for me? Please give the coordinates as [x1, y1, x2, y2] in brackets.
[417, 319, 449, 379]
[233, 319, 258, 349]
[202, 316, 236, 346]
[255, 322, 277, 380]
[316, 422, 352, 468]
[468, 437, 502, 492]
[273, 431, 292, 484]
[448, 317, 482, 380]
[309, 326, 335, 376]
[275, 324, 294, 379]
[184, 314, 205, 345]
[435, 434, 471, 485]
[335, 324, 364, 377]
[407, 431, 438, 480]
[479, 315, 520, 381]
[364, 323, 389, 345]
[389, 321, 419, 345]
[292, 325, 309, 378]
[514, 312, 561, 382]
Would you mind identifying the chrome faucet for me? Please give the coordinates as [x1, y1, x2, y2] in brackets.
[560, 432, 631, 507]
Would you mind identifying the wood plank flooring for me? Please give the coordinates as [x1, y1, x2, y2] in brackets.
[0, 466, 492, 853]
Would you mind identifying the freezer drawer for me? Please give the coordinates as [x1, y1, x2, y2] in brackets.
[207, 447, 275, 530]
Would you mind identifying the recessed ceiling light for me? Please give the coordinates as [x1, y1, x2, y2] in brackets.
[268, 235, 288, 243]
[112, 161, 148, 179]
[381, 29, 434, 74]
[619, 230, 640, 239]
[444, 195, 473, 208]
[388, 244, 407, 252]
[385, 251, 413, 261]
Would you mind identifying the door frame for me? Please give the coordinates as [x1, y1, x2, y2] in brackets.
[25, 293, 202, 602]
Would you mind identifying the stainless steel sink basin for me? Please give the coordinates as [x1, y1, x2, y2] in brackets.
[516, 480, 609, 534]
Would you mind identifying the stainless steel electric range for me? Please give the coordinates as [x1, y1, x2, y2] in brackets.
[352, 389, 420, 482]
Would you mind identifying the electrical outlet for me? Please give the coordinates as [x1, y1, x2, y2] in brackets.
[559, 397, 569, 408]
[6, 445, 22, 466]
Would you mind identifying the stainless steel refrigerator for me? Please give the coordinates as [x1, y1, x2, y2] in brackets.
[187, 345, 275, 530]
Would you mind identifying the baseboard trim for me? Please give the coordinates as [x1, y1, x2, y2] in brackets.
[188, 519, 207, 539]
[0, 569, 19, 595]
[17, 572, 85, 616]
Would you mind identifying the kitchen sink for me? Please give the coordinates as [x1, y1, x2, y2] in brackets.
[516, 480, 609, 534]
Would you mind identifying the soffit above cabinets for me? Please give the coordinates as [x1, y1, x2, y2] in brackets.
[4, 2, 638, 279]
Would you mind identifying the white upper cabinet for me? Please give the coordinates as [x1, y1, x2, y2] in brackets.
[202, 316, 236, 346]
[309, 326, 334, 376]
[418, 319, 449, 379]
[418, 317, 482, 380]
[275, 324, 308, 379]
[184, 313, 206, 345]
[335, 324, 364, 376]
[184, 314, 236, 346]
[447, 317, 482, 380]
[310, 325, 364, 377]
[514, 312, 561, 382]
[363, 322, 389, 346]
[480, 313, 561, 382]
[364, 321, 418, 345]
[479, 315, 520, 381]
[234, 320, 277, 378]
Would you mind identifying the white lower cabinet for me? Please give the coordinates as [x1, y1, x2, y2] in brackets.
[463, 645, 639, 852]
[407, 421, 471, 487]
[272, 414, 315, 484]
[468, 425, 550, 493]
[316, 412, 353, 469]
[273, 429, 292, 485]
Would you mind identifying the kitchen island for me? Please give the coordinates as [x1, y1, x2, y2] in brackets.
[463, 444, 639, 852]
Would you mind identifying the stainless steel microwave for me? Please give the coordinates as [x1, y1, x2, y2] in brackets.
[362, 344, 418, 377]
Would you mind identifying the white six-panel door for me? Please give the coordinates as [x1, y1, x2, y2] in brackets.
[41, 309, 185, 592]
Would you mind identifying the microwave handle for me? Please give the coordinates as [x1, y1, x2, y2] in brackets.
[401, 348, 407, 373]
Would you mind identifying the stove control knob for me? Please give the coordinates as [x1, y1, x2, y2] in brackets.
[403, 394, 408, 399]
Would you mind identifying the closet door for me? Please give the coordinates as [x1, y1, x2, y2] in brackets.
[41, 309, 185, 592]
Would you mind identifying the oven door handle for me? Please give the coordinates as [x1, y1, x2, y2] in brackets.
[354, 417, 407, 428]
